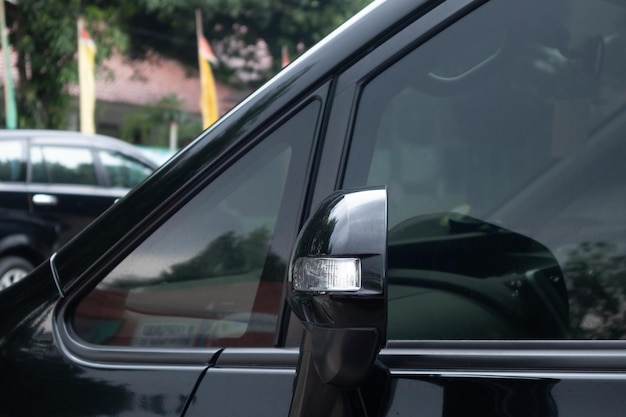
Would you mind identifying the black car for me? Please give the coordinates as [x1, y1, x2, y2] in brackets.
[3, 0, 626, 416]
[0, 130, 157, 290]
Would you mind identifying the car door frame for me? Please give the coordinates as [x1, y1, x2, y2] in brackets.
[312, 0, 626, 386]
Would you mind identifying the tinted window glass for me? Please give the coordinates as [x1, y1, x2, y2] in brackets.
[344, 0, 626, 339]
[98, 150, 153, 188]
[72, 102, 319, 348]
[0, 140, 25, 182]
[31, 146, 98, 185]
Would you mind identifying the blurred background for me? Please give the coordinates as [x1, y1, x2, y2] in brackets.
[0, 0, 369, 154]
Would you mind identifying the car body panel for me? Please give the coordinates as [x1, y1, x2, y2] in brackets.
[381, 373, 626, 417]
[186, 367, 295, 417]
[0, 264, 207, 417]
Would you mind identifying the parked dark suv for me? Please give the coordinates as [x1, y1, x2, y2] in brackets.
[3, 0, 626, 416]
[0, 130, 157, 290]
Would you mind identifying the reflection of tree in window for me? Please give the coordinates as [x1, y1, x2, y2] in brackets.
[161, 226, 276, 282]
[109, 226, 280, 289]
[564, 242, 626, 339]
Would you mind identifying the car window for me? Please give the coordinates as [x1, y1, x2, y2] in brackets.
[0, 140, 25, 182]
[98, 150, 153, 188]
[31, 145, 98, 185]
[343, 0, 626, 340]
[71, 101, 319, 348]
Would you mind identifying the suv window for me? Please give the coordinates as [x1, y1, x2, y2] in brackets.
[71, 101, 319, 348]
[98, 150, 154, 188]
[31, 145, 98, 185]
[0, 140, 25, 182]
[343, 0, 626, 340]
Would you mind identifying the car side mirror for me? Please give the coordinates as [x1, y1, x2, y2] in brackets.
[288, 187, 387, 391]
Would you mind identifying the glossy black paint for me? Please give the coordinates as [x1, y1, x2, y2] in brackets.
[0, 264, 205, 417]
[0, 216, 56, 265]
[288, 187, 387, 389]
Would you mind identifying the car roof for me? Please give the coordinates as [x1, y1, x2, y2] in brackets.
[0, 129, 159, 168]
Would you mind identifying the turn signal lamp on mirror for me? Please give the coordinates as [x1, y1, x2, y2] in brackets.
[287, 187, 388, 392]
[292, 257, 361, 292]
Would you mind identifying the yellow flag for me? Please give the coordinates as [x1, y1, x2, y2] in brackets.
[197, 33, 219, 129]
[78, 18, 96, 134]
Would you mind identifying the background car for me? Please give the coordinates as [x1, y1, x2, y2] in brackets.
[0, 130, 158, 289]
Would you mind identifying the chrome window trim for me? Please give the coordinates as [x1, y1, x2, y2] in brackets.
[50, 252, 65, 298]
[381, 342, 626, 372]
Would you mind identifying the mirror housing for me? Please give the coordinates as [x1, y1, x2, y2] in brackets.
[288, 187, 387, 388]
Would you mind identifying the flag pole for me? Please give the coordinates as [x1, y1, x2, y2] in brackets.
[195, 9, 202, 40]
[0, 0, 17, 129]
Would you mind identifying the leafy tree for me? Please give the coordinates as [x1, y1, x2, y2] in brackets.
[564, 241, 626, 339]
[4, 0, 368, 128]
[121, 94, 201, 147]
[6, 0, 129, 128]
[129, 0, 370, 85]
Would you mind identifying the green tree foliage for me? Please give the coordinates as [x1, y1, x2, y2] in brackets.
[121, 94, 201, 147]
[129, 0, 370, 84]
[6, 0, 128, 129]
[4, 0, 368, 128]
[162, 227, 273, 282]
[564, 241, 626, 339]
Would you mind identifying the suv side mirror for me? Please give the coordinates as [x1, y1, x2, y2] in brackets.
[287, 187, 388, 416]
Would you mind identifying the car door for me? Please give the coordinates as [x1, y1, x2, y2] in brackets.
[27, 140, 123, 246]
[291, 0, 626, 416]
